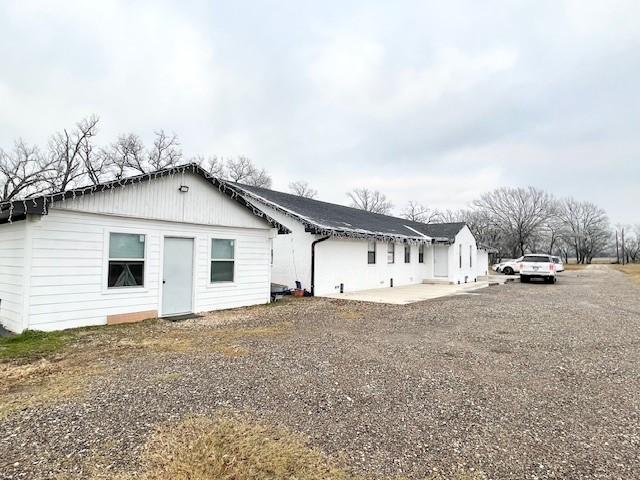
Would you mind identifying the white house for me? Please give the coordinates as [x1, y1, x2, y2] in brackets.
[230, 183, 488, 296]
[0, 164, 288, 333]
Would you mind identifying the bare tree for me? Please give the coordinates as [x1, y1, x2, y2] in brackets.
[224, 156, 272, 187]
[473, 187, 554, 257]
[401, 200, 440, 223]
[557, 198, 610, 263]
[246, 167, 272, 188]
[347, 188, 393, 215]
[226, 156, 255, 183]
[147, 130, 182, 171]
[47, 115, 100, 191]
[104, 133, 146, 177]
[289, 180, 317, 199]
[0, 140, 53, 202]
[192, 155, 226, 178]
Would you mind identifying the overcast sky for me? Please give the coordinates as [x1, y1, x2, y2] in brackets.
[1, 0, 638, 223]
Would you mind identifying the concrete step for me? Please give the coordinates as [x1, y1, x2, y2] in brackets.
[422, 278, 454, 285]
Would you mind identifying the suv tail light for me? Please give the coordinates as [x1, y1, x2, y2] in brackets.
[519, 263, 523, 271]
[550, 263, 555, 272]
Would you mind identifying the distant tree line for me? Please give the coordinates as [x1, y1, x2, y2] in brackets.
[346, 185, 629, 264]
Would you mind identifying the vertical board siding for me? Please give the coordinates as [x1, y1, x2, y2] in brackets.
[26, 209, 271, 331]
[55, 172, 270, 230]
[0, 221, 25, 332]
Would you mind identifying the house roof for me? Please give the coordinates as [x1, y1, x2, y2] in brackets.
[230, 183, 468, 243]
[0, 163, 290, 234]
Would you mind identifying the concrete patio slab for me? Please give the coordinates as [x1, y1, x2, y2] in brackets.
[321, 281, 490, 305]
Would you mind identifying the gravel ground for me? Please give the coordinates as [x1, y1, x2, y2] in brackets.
[1, 266, 639, 479]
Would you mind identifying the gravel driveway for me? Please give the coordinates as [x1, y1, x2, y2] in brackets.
[1, 266, 639, 479]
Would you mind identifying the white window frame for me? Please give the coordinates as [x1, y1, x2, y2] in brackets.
[459, 244, 463, 269]
[103, 230, 148, 293]
[418, 244, 424, 263]
[387, 242, 395, 264]
[210, 237, 236, 284]
[469, 245, 473, 268]
[367, 240, 376, 264]
[404, 244, 411, 263]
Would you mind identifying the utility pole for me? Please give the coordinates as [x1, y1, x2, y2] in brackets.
[616, 230, 620, 264]
[621, 228, 625, 265]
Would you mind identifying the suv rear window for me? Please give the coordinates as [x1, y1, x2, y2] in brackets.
[522, 255, 551, 262]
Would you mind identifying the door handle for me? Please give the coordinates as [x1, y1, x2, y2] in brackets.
[163, 280, 166, 284]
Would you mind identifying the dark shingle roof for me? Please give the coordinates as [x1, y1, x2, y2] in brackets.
[230, 183, 467, 243]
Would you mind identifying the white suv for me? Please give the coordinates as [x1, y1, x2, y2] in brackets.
[519, 254, 557, 284]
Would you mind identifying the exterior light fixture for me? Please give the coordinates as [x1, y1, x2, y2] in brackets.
[178, 185, 189, 193]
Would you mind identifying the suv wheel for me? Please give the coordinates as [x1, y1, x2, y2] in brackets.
[503, 267, 514, 275]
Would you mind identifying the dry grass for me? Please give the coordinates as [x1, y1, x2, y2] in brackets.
[562, 263, 590, 271]
[130, 415, 354, 480]
[613, 263, 640, 285]
[86, 414, 484, 480]
[0, 357, 104, 418]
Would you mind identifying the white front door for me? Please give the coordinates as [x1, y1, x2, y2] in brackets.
[434, 245, 449, 278]
[162, 237, 194, 316]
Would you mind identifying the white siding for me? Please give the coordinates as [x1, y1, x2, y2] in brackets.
[55, 172, 268, 230]
[0, 220, 26, 332]
[254, 204, 314, 290]
[314, 238, 434, 296]
[447, 226, 478, 284]
[476, 249, 490, 277]
[25, 209, 271, 331]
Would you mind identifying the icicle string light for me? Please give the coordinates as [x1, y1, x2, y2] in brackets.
[0, 163, 288, 233]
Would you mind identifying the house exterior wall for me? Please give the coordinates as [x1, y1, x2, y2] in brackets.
[0, 220, 26, 332]
[447, 225, 478, 284]
[17, 208, 272, 332]
[313, 238, 433, 296]
[249, 204, 314, 290]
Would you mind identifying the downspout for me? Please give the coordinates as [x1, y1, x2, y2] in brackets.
[310, 235, 331, 296]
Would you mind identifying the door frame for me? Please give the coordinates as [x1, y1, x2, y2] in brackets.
[158, 233, 197, 317]
[433, 244, 449, 278]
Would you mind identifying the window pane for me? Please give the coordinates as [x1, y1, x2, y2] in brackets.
[212, 239, 235, 259]
[211, 260, 234, 282]
[404, 245, 410, 263]
[109, 233, 145, 259]
[108, 261, 144, 287]
[419, 244, 424, 263]
[367, 240, 375, 253]
[368, 251, 376, 264]
[387, 243, 394, 263]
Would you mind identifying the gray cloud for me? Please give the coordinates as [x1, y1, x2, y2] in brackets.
[1, 0, 638, 223]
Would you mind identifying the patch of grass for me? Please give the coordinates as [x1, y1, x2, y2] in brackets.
[613, 264, 640, 285]
[128, 415, 354, 480]
[0, 357, 103, 418]
[0, 330, 76, 362]
[562, 263, 590, 271]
